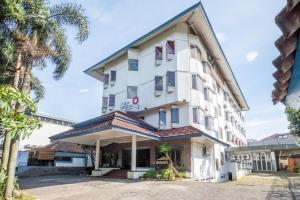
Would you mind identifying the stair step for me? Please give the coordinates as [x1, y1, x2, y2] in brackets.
[103, 169, 128, 179]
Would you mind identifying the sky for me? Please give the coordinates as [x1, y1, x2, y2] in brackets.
[35, 0, 289, 140]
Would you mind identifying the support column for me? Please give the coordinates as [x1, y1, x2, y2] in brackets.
[131, 135, 137, 171]
[95, 138, 100, 170]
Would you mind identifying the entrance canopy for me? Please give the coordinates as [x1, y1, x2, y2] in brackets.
[50, 111, 228, 147]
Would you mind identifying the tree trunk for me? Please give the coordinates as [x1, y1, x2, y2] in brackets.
[5, 30, 35, 197]
[1, 53, 22, 171]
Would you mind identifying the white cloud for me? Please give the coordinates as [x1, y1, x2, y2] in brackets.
[216, 32, 227, 42]
[79, 88, 89, 93]
[245, 51, 259, 62]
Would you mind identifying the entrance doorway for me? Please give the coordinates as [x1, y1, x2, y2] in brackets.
[122, 149, 150, 169]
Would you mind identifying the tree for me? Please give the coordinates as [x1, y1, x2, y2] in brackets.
[285, 107, 300, 137]
[0, 0, 89, 198]
[0, 86, 41, 199]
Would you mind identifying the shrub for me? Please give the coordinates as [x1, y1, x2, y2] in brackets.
[143, 170, 159, 179]
[161, 169, 175, 181]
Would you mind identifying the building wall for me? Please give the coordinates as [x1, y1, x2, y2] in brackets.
[100, 21, 246, 147]
[55, 157, 86, 167]
[20, 121, 72, 150]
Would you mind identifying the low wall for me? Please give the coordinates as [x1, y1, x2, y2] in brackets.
[17, 166, 92, 177]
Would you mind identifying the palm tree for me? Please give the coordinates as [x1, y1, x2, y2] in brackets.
[1, 1, 89, 198]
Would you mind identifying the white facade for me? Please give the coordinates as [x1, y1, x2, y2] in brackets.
[20, 115, 74, 150]
[84, 3, 249, 182]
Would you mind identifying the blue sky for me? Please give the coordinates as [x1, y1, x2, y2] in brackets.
[35, 0, 288, 140]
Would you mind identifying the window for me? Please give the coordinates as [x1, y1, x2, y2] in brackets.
[56, 156, 72, 162]
[225, 111, 230, 121]
[109, 94, 115, 107]
[218, 105, 222, 116]
[223, 90, 227, 101]
[220, 152, 225, 165]
[204, 88, 210, 101]
[171, 108, 179, 123]
[104, 74, 109, 85]
[155, 76, 163, 91]
[227, 132, 231, 142]
[110, 70, 116, 82]
[166, 40, 175, 55]
[170, 147, 184, 168]
[127, 86, 137, 99]
[166, 71, 175, 87]
[203, 62, 211, 74]
[190, 44, 201, 60]
[155, 46, 163, 61]
[214, 107, 218, 118]
[215, 159, 220, 171]
[193, 108, 199, 123]
[205, 116, 214, 130]
[128, 59, 139, 71]
[191, 74, 197, 89]
[219, 128, 223, 139]
[102, 97, 108, 109]
[159, 110, 166, 127]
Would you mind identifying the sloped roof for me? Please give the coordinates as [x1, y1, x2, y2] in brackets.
[272, 0, 300, 105]
[84, 2, 249, 111]
[50, 111, 228, 146]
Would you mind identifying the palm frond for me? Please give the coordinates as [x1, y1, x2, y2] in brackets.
[30, 74, 45, 102]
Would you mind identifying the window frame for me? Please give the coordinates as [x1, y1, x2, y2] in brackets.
[192, 107, 199, 123]
[109, 94, 115, 107]
[171, 107, 179, 123]
[159, 110, 167, 128]
[102, 97, 108, 109]
[166, 40, 175, 55]
[166, 71, 176, 87]
[191, 74, 198, 90]
[155, 46, 163, 61]
[110, 70, 116, 82]
[128, 59, 139, 71]
[155, 76, 163, 91]
[104, 74, 109, 85]
[127, 86, 138, 99]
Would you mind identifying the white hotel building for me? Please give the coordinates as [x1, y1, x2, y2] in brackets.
[51, 2, 249, 181]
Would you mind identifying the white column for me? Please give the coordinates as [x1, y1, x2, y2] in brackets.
[95, 138, 100, 170]
[131, 135, 137, 171]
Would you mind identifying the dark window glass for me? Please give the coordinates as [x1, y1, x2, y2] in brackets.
[205, 116, 213, 130]
[102, 97, 108, 109]
[110, 70, 116, 81]
[166, 71, 175, 87]
[166, 40, 175, 55]
[203, 62, 211, 74]
[155, 46, 163, 60]
[104, 74, 109, 85]
[171, 108, 179, 123]
[155, 76, 163, 91]
[127, 86, 137, 99]
[159, 111, 166, 127]
[192, 74, 197, 89]
[56, 157, 72, 162]
[170, 147, 183, 168]
[109, 94, 115, 106]
[128, 59, 139, 71]
[193, 108, 199, 123]
[204, 88, 209, 101]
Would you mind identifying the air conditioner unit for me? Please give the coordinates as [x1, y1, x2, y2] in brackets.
[155, 59, 162, 65]
[167, 85, 175, 93]
[154, 90, 163, 96]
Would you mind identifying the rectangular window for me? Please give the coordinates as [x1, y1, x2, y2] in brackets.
[171, 108, 179, 123]
[166, 71, 175, 87]
[155, 76, 163, 91]
[190, 44, 201, 60]
[109, 94, 115, 107]
[203, 62, 211, 74]
[193, 108, 199, 123]
[225, 111, 230, 121]
[159, 111, 166, 127]
[191, 74, 197, 89]
[128, 59, 139, 71]
[218, 105, 222, 116]
[205, 116, 214, 130]
[219, 128, 223, 139]
[204, 88, 210, 101]
[220, 152, 225, 165]
[102, 97, 108, 109]
[166, 40, 175, 55]
[56, 156, 72, 162]
[127, 86, 137, 99]
[110, 70, 116, 82]
[104, 74, 109, 85]
[155, 46, 163, 61]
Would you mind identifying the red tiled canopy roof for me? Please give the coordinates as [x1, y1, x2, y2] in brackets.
[272, 0, 300, 104]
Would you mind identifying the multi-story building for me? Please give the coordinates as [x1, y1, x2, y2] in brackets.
[51, 2, 249, 182]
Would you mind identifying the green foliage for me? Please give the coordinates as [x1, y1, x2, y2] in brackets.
[161, 169, 176, 181]
[285, 107, 300, 137]
[159, 143, 171, 156]
[0, 86, 41, 139]
[143, 170, 159, 179]
[0, 168, 19, 199]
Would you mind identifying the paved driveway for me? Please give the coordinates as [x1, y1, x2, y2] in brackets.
[19, 175, 295, 200]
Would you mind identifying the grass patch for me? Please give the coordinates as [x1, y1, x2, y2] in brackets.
[14, 193, 36, 200]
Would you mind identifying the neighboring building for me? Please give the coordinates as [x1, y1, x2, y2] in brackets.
[50, 2, 249, 182]
[272, 0, 300, 109]
[27, 141, 92, 167]
[20, 114, 75, 150]
[227, 132, 300, 179]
